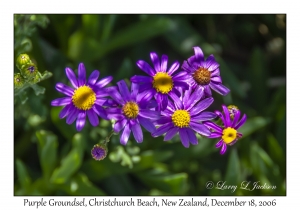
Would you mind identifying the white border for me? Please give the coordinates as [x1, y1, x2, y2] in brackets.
[2, 0, 295, 209]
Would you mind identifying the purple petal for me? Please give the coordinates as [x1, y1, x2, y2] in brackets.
[150, 52, 161, 72]
[234, 114, 247, 130]
[55, 83, 74, 96]
[210, 76, 222, 83]
[87, 109, 99, 126]
[179, 128, 190, 148]
[88, 70, 100, 86]
[209, 132, 223, 139]
[78, 63, 86, 86]
[187, 55, 200, 70]
[93, 104, 108, 119]
[152, 122, 173, 137]
[130, 82, 139, 100]
[169, 91, 183, 109]
[106, 86, 124, 105]
[95, 98, 107, 106]
[51, 97, 71, 106]
[136, 60, 155, 76]
[181, 60, 194, 73]
[173, 71, 190, 80]
[222, 105, 232, 127]
[204, 85, 212, 96]
[95, 88, 110, 97]
[190, 122, 211, 136]
[114, 118, 128, 133]
[131, 75, 152, 83]
[164, 127, 179, 141]
[138, 116, 156, 133]
[186, 128, 198, 145]
[204, 55, 219, 71]
[184, 86, 204, 110]
[202, 121, 223, 133]
[117, 80, 131, 102]
[96, 76, 113, 89]
[174, 81, 189, 91]
[161, 55, 168, 72]
[194, 46, 204, 62]
[232, 110, 241, 128]
[155, 116, 171, 125]
[120, 124, 131, 145]
[210, 82, 230, 96]
[161, 94, 168, 111]
[190, 97, 214, 116]
[191, 111, 217, 121]
[215, 139, 223, 148]
[220, 143, 227, 155]
[138, 83, 153, 93]
[131, 121, 143, 143]
[65, 67, 78, 88]
[59, 103, 72, 119]
[76, 111, 86, 131]
[137, 90, 155, 107]
[139, 109, 160, 120]
[211, 68, 220, 77]
[66, 106, 79, 124]
[167, 61, 180, 75]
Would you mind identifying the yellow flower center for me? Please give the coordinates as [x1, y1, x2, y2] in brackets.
[152, 72, 173, 94]
[193, 67, 211, 85]
[172, 110, 190, 128]
[122, 101, 139, 119]
[72, 85, 96, 110]
[222, 127, 237, 144]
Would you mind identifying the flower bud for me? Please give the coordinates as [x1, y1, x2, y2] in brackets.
[91, 144, 107, 161]
[14, 73, 24, 88]
[16, 54, 31, 70]
[21, 63, 38, 79]
[227, 105, 239, 119]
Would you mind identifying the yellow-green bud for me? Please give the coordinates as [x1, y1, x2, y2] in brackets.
[21, 63, 38, 79]
[227, 105, 239, 119]
[16, 54, 31, 70]
[14, 73, 24, 88]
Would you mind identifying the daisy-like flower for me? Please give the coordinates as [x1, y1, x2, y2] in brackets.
[152, 86, 217, 148]
[131, 52, 190, 110]
[203, 105, 247, 155]
[106, 80, 160, 145]
[51, 63, 113, 131]
[182, 46, 230, 97]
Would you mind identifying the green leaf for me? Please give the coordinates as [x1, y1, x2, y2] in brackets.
[51, 106, 76, 140]
[36, 130, 58, 179]
[238, 117, 270, 138]
[224, 149, 241, 185]
[50, 134, 85, 184]
[61, 173, 106, 196]
[16, 159, 31, 191]
[136, 171, 188, 195]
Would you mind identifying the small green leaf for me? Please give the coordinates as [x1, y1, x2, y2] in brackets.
[36, 130, 58, 179]
[50, 134, 85, 184]
[238, 117, 270, 138]
[61, 173, 106, 196]
[16, 159, 31, 191]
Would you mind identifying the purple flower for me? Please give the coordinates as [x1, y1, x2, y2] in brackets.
[51, 63, 113, 131]
[203, 105, 247, 155]
[152, 86, 217, 148]
[131, 52, 190, 110]
[91, 144, 107, 161]
[182, 46, 230, 97]
[106, 80, 160, 145]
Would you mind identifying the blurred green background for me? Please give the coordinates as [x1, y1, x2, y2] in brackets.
[14, 14, 286, 196]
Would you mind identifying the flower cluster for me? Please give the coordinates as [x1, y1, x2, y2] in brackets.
[52, 46, 247, 159]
